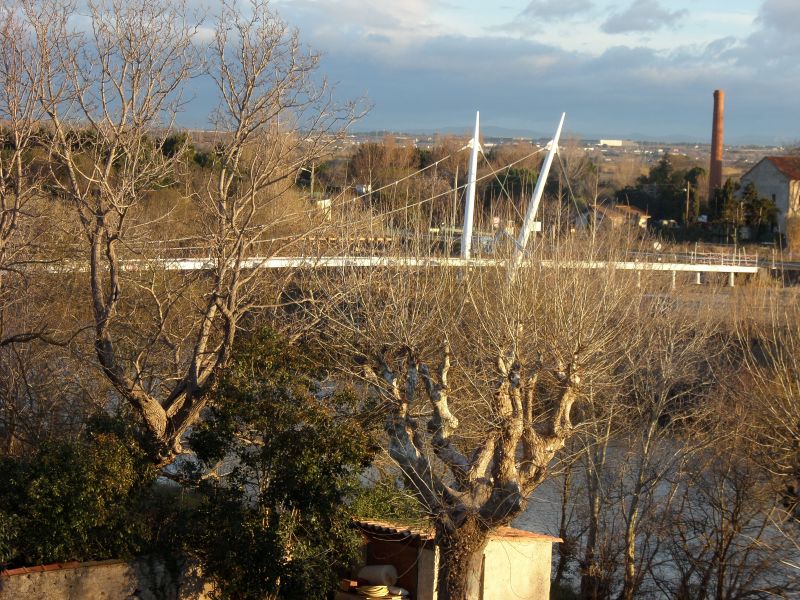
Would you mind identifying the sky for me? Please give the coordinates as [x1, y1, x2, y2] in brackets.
[259, 0, 799, 144]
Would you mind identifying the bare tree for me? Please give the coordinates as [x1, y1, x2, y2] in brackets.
[0, 7, 88, 457]
[314, 232, 647, 600]
[656, 425, 800, 599]
[608, 156, 645, 193]
[556, 136, 597, 208]
[22, 0, 358, 464]
[0, 334, 102, 455]
[555, 289, 800, 600]
[577, 387, 625, 600]
[736, 299, 800, 521]
[0, 6, 48, 347]
[730, 293, 800, 579]
[612, 297, 720, 600]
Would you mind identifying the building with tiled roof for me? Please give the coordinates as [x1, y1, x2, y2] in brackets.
[576, 202, 650, 231]
[346, 519, 561, 600]
[740, 156, 800, 237]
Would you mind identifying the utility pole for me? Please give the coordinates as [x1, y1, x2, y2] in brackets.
[684, 181, 691, 227]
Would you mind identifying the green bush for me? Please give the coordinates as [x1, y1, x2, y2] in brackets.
[185, 328, 374, 600]
[0, 512, 18, 566]
[349, 475, 427, 525]
[0, 328, 382, 594]
[0, 416, 157, 569]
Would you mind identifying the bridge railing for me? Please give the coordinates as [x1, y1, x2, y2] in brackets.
[628, 250, 758, 267]
[7, 237, 765, 270]
[122, 234, 412, 261]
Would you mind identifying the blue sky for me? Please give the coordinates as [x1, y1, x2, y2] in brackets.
[262, 0, 799, 144]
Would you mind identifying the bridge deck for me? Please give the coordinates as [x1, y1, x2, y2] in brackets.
[101, 255, 761, 274]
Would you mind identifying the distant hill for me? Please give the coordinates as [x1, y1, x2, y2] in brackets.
[350, 124, 786, 147]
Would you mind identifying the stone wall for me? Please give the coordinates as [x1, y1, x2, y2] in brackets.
[0, 557, 213, 600]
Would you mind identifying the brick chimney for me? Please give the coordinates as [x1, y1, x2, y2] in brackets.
[708, 89, 724, 199]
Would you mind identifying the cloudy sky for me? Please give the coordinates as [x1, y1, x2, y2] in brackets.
[263, 0, 798, 144]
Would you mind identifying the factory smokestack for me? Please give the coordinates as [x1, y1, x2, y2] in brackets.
[709, 89, 725, 199]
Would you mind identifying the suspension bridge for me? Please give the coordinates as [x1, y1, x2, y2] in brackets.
[48, 113, 769, 287]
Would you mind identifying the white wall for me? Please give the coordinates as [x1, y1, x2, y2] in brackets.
[416, 547, 438, 600]
[482, 539, 553, 600]
[741, 160, 791, 233]
[412, 538, 554, 600]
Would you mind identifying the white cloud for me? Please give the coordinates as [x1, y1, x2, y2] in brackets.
[275, 0, 448, 41]
[734, 0, 800, 68]
[757, 0, 800, 32]
[192, 26, 216, 44]
[249, 0, 799, 142]
[520, 0, 595, 21]
[602, 0, 688, 34]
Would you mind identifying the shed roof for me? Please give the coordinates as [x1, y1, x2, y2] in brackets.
[353, 519, 562, 544]
[611, 204, 649, 217]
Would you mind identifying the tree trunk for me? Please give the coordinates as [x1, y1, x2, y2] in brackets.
[435, 516, 490, 600]
[620, 508, 638, 600]
[581, 482, 603, 600]
[581, 449, 612, 600]
[554, 464, 574, 587]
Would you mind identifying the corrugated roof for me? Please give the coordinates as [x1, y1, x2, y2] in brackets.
[766, 156, 800, 181]
[353, 519, 562, 544]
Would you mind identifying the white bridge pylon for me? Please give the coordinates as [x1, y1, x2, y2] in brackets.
[459, 111, 566, 269]
[462, 111, 564, 267]
[461, 111, 482, 259]
[513, 112, 565, 269]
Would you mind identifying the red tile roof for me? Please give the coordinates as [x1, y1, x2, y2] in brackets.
[353, 519, 562, 544]
[1, 559, 125, 578]
[1, 561, 81, 577]
[766, 156, 800, 181]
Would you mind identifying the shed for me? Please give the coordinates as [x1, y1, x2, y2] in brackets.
[346, 519, 561, 600]
[577, 203, 650, 230]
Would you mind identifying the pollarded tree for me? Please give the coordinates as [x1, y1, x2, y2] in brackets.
[23, 0, 359, 465]
[314, 232, 650, 600]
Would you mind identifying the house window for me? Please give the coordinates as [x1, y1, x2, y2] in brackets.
[772, 194, 777, 202]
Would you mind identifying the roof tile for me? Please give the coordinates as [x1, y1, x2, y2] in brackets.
[352, 519, 562, 543]
[2, 561, 90, 578]
[766, 156, 800, 181]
